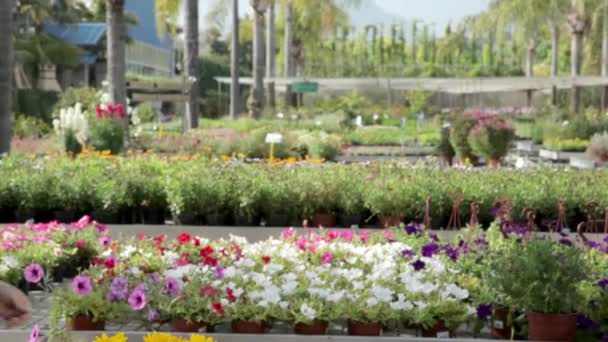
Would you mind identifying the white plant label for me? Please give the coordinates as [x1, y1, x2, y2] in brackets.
[436, 331, 450, 338]
[493, 320, 504, 329]
[265, 133, 284, 144]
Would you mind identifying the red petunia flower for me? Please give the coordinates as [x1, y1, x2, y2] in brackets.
[137, 233, 146, 241]
[200, 286, 217, 297]
[177, 233, 192, 245]
[226, 288, 237, 302]
[104, 257, 116, 269]
[200, 245, 214, 257]
[262, 256, 271, 264]
[75, 240, 86, 249]
[204, 256, 218, 267]
[211, 302, 224, 315]
[193, 238, 200, 246]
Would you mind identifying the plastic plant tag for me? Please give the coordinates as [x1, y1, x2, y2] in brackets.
[265, 133, 283, 144]
[493, 320, 504, 329]
[436, 331, 450, 338]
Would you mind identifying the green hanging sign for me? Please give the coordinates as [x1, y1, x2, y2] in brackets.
[291, 81, 319, 94]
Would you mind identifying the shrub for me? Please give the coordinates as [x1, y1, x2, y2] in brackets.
[436, 126, 455, 157]
[586, 132, 608, 162]
[52, 87, 100, 118]
[14, 115, 51, 139]
[136, 103, 157, 123]
[449, 116, 477, 161]
[89, 119, 125, 155]
[544, 138, 589, 152]
[468, 118, 514, 161]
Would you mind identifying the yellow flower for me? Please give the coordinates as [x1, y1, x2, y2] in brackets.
[94, 332, 128, 342]
[190, 335, 214, 342]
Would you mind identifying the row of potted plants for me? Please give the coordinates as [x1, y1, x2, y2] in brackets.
[5, 216, 608, 340]
[0, 155, 607, 228]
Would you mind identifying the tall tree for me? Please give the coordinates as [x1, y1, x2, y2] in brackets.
[230, 0, 240, 119]
[0, 0, 14, 155]
[266, 0, 276, 110]
[251, 0, 266, 117]
[184, 0, 200, 129]
[284, 0, 295, 107]
[105, 0, 128, 135]
[602, 1, 608, 108]
[568, 0, 591, 113]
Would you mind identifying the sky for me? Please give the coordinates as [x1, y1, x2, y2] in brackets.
[198, 0, 490, 34]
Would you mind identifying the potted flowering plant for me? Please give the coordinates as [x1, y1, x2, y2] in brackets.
[449, 115, 478, 164]
[89, 104, 126, 155]
[436, 125, 455, 166]
[485, 239, 589, 341]
[468, 118, 514, 168]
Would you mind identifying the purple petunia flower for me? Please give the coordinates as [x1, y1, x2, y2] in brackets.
[128, 289, 147, 311]
[98, 236, 111, 247]
[421, 243, 440, 257]
[474, 238, 487, 246]
[586, 241, 601, 250]
[445, 247, 460, 262]
[148, 273, 162, 283]
[405, 224, 421, 235]
[488, 207, 500, 216]
[72, 276, 93, 296]
[147, 308, 160, 321]
[476, 304, 492, 320]
[412, 259, 425, 271]
[577, 315, 599, 331]
[165, 277, 181, 295]
[215, 266, 225, 280]
[401, 249, 415, 258]
[24, 264, 44, 284]
[135, 282, 148, 293]
[598, 279, 608, 289]
[110, 277, 129, 300]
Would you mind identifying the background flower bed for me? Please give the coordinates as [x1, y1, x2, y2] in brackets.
[0, 155, 604, 228]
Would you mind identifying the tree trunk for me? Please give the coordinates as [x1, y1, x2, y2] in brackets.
[525, 45, 535, 77]
[230, 0, 240, 119]
[571, 31, 584, 113]
[106, 0, 128, 136]
[251, 0, 265, 117]
[602, 6, 608, 110]
[284, 0, 296, 109]
[0, 0, 14, 155]
[550, 23, 560, 106]
[266, 1, 276, 111]
[184, 0, 200, 130]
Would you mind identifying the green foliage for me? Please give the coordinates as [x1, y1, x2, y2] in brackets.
[53, 87, 101, 118]
[436, 126, 455, 157]
[136, 103, 157, 123]
[89, 119, 125, 155]
[14, 114, 51, 138]
[449, 116, 477, 160]
[64, 130, 83, 155]
[485, 238, 590, 314]
[543, 138, 589, 152]
[13, 90, 58, 123]
[468, 119, 515, 160]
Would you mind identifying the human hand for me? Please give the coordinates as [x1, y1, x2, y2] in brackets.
[0, 282, 32, 327]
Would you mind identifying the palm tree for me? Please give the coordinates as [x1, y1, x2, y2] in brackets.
[105, 0, 128, 134]
[184, 0, 200, 129]
[568, 0, 592, 113]
[251, 0, 266, 117]
[266, 0, 276, 110]
[0, 0, 14, 155]
[230, 0, 240, 119]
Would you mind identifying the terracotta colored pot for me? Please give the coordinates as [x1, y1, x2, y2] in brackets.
[440, 155, 453, 167]
[312, 213, 337, 228]
[528, 312, 576, 341]
[378, 216, 402, 228]
[487, 159, 500, 168]
[347, 320, 382, 336]
[231, 320, 266, 334]
[68, 315, 105, 331]
[171, 319, 206, 333]
[294, 320, 329, 335]
[421, 320, 453, 338]
[492, 306, 511, 339]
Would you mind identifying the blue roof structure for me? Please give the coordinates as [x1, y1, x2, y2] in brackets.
[125, 0, 172, 50]
[42, 23, 106, 47]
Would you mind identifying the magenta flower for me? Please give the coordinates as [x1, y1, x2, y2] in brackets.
[321, 252, 333, 265]
[24, 264, 44, 284]
[29, 324, 40, 342]
[98, 236, 111, 247]
[281, 228, 295, 240]
[72, 276, 93, 296]
[215, 266, 225, 280]
[164, 277, 181, 295]
[128, 289, 147, 311]
[147, 308, 160, 321]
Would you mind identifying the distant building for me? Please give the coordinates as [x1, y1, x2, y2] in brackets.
[42, 0, 174, 90]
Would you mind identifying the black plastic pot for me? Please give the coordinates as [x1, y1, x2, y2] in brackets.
[34, 210, 54, 223]
[54, 211, 75, 223]
[141, 208, 165, 225]
[92, 211, 121, 224]
[0, 208, 15, 223]
[233, 215, 258, 226]
[267, 214, 289, 227]
[339, 214, 362, 228]
[176, 213, 201, 226]
[205, 214, 226, 226]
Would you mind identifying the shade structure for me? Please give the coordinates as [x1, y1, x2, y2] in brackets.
[214, 76, 608, 94]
